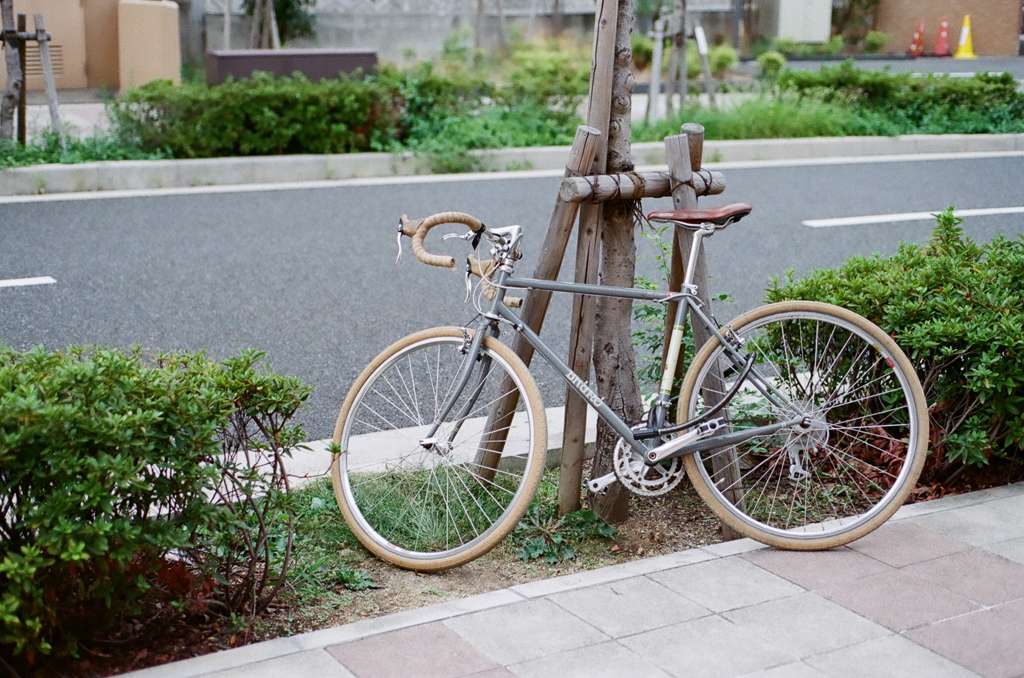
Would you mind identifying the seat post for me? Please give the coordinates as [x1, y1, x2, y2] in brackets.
[681, 225, 715, 289]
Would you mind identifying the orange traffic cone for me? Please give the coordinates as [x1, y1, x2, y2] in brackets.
[954, 15, 977, 59]
[907, 20, 925, 56]
[934, 17, 951, 56]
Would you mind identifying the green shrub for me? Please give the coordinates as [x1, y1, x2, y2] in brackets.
[767, 208, 1024, 478]
[818, 34, 845, 56]
[108, 71, 406, 158]
[686, 41, 701, 79]
[772, 37, 815, 57]
[501, 44, 590, 112]
[863, 30, 891, 54]
[778, 62, 1024, 134]
[107, 56, 585, 165]
[634, 93, 869, 141]
[756, 50, 787, 80]
[708, 44, 739, 77]
[632, 32, 655, 71]
[441, 26, 475, 64]
[0, 347, 310, 664]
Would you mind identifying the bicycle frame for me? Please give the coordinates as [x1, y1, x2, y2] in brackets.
[481, 270, 807, 463]
[423, 224, 809, 469]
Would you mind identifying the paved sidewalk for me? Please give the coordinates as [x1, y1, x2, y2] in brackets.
[121, 482, 1024, 678]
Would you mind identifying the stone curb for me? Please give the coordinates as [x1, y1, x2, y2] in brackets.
[3, 134, 1024, 197]
[115, 482, 1024, 678]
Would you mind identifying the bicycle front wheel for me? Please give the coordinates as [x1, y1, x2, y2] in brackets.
[680, 301, 928, 550]
[332, 327, 547, 571]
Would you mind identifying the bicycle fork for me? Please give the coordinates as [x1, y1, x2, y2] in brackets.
[417, 325, 494, 456]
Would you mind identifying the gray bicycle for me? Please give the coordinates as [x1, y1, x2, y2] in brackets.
[331, 206, 928, 571]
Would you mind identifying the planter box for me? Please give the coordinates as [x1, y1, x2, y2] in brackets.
[205, 48, 377, 84]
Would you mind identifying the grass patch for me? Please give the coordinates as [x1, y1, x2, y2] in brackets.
[283, 479, 378, 604]
[0, 132, 164, 170]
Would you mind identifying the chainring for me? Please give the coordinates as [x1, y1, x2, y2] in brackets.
[612, 437, 686, 497]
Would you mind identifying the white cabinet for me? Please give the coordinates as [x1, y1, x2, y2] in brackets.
[762, 0, 832, 43]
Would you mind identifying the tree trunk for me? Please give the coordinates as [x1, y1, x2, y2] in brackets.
[588, 0, 641, 524]
[0, 0, 22, 141]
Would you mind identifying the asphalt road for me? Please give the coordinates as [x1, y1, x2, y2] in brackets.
[2, 153, 1023, 440]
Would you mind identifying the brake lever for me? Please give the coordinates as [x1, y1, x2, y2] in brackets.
[395, 223, 404, 265]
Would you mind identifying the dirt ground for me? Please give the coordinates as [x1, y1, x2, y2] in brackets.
[257, 483, 723, 638]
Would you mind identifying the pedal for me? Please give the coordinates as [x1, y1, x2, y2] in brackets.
[586, 472, 618, 494]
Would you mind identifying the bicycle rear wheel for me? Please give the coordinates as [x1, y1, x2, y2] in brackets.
[332, 327, 547, 571]
[680, 301, 928, 549]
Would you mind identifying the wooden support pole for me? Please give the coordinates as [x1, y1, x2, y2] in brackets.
[558, 169, 725, 204]
[694, 25, 717, 109]
[665, 123, 743, 539]
[559, 0, 619, 516]
[511, 126, 602, 362]
[473, 126, 601, 476]
[33, 14, 64, 147]
[16, 14, 25, 146]
[646, 17, 666, 122]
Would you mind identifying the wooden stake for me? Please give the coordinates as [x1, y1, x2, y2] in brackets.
[646, 17, 666, 122]
[694, 25, 717, 109]
[473, 126, 601, 477]
[509, 126, 602, 364]
[33, 14, 64, 147]
[665, 123, 743, 540]
[16, 14, 25, 146]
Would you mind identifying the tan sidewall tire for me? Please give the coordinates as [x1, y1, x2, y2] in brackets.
[679, 301, 929, 550]
[330, 327, 548, 571]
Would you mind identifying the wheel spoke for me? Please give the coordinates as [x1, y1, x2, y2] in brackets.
[334, 330, 544, 569]
[683, 303, 926, 549]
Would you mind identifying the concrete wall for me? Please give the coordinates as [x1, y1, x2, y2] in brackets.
[118, 0, 182, 89]
[873, 0, 1022, 56]
[1, 0, 88, 90]
[203, 0, 597, 62]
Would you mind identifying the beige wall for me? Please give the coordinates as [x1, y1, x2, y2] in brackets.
[118, 0, 182, 89]
[83, 0, 120, 89]
[874, 0, 1021, 56]
[1, 0, 88, 90]
[1, 0, 181, 91]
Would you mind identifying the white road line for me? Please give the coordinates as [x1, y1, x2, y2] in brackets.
[711, 150, 1024, 171]
[0, 275, 56, 288]
[804, 206, 1024, 228]
[0, 150, 1021, 204]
